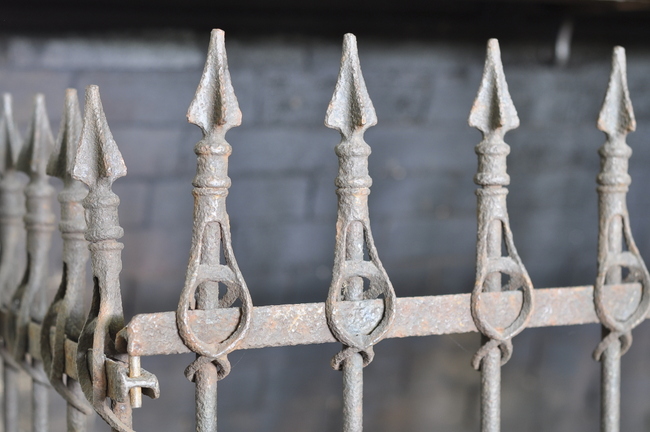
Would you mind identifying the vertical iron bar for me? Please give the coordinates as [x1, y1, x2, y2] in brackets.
[176, 29, 253, 432]
[194, 227, 221, 432]
[469, 39, 534, 432]
[72, 85, 135, 432]
[481, 220, 502, 432]
[325, 34, 396, 432]
[11, 94, 56, 432]
[0, 93, 24, 432]
[602, 217, 622, 432]
[592, 47, 650, 432]
[41, 88, 93, 432]
[342, 222, 364, 432]
[66, 380, 89, 432]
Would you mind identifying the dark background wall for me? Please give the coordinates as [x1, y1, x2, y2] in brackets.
[2, 2, 650, 431]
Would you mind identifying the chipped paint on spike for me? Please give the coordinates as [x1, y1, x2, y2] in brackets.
[0, 93, 22, 174]
[17, 94, 54, 177]
[47, 89, 83, 180]
[187, 29, 242, 135]
[325, 33, 377, 139]
[469, 39, 519, 135]
[597, 46, 636, 138]
[72, 85, 127, 188]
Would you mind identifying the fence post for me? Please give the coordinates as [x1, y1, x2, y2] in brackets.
[593, 46, 650, 432]
[325, 33, 396, 432]
[5, 94, 57, 432]
[176, 28, 253, 432]
[468, 39, 534, 432]
[40, 88, 94, 432]
[0, 93, 25, 432]
[72, 85, 159, 432]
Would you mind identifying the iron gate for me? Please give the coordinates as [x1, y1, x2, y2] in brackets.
[0, 28, 647, 432]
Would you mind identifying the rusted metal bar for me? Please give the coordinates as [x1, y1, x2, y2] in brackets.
[175, 28, 252, 432]
[40, 88, 94, 431]
[5, 94, 56, 432]
[0, 93, 25, 432]
[72, 85, 158, 432]
[324, 33, 396, 432]
[118, 283, 641, 357]
[468, 39, 534, 432]
[593, 46, 650, 432]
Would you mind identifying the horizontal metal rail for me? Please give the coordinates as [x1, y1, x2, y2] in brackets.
[9, 282, 643, 379]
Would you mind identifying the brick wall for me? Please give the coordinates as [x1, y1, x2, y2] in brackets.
[3, 30, 650, 431]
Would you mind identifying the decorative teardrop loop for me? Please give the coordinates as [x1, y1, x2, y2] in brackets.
[177, 223, 253, 360]
[326, 221, 396, 359]
[594, 215, 650, 336]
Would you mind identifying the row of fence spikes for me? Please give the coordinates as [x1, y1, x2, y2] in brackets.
[0, 28, 646, 432]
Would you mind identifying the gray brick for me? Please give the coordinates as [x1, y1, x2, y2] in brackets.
[216, 127, 338, 176]
[7, 33, 204, 71]
[364, 125, 478, 175]
[507, 64, 610, 126]
[111, 126, 188, 178]
[121, 226, 191, 286]
[376, 216, 476, 263]
[233, 220, 335, 273]
[112, 179, 150, 229]
[150, 179, 194, 227]
[364, 70, 434, 124]
[74, 71, 200, 125]
[259, 71, 336, 126]
[229, 176, 310, 223]
[0, 70, 72, 129]
[226, 38, 307, 72]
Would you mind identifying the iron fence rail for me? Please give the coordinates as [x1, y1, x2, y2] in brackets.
[0, 28, 646, 432]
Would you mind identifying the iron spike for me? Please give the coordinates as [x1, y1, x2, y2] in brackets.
[17, 94, 54, 177]
[187, 29, 242, 135]
[47, 89, 83, 181]
[0, 94, 22, 175]
[325, 33, 377, 139]
[469, 39, 519, 136]
[597, 46, 636, 139]
[71, 85, 127, 189]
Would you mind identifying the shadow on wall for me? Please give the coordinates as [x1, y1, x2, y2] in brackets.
[2, 30, 650, 431]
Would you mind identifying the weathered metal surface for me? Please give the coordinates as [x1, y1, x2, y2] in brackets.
[0, 93, 25, 432]
[175, 29, 252, 432]
[593, 46, 650, 432]
[40, 88, 94, 429]
[469, 39, 534, 432]
[72, 85, 158, 432]
[5, 94, 56, 432]
[118, 283, 641, 357]
[324, 33, 396, 432]
[1, 31, 650, 432]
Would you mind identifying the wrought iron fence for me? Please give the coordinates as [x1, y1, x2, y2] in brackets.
[0, 28, 647, 432]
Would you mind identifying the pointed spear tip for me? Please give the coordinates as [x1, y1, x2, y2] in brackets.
[17, 93, 54, 176]
[468, 38, 519, 135]
[597, 45, 635, 137]
[47, 88, 82, 179]
[0, 92, 22, 174]
[325, 32, 377, 137]
[187, 28, 242, 136]
[71, 85, 127, 188]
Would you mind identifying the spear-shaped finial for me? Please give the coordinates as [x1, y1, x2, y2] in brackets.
[469, 39, 520, 136]
[0, 94, 22, 175]
[325, 33, 377, 139]
[597, 46, 635, 139]
[71, 85, 126, 191]
[17, 94, 54, 177]
[187, 29, 241, 135]
[47, 89, 83, 181]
